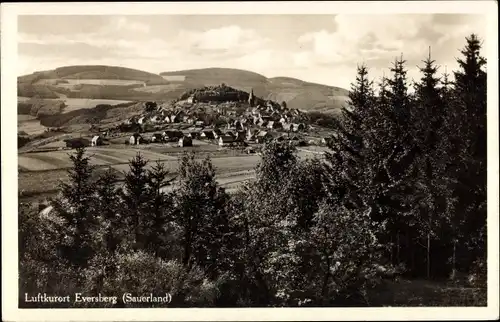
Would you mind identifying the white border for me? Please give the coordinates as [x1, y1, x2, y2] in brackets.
[1, 1, 499, 321]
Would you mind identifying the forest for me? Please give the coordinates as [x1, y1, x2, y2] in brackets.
[18, 34, 487, 307]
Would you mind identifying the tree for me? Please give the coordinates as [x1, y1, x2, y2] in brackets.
[94, 168, 123, 254]
[51, 147, 98, 268]
[447, 34, 487, 272]
[144, 161, 174, 259]
[82, 251, 222, 308]
[172, 152, 230, 277]
[410, 47, 448, 278]
[325, 64, 376, 211]
[120, 153, 150, 249]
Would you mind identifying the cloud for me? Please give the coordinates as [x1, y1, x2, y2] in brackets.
[178, 25, 271, 53]
[103, 17, 150, 34]
[297, 15, 434, 66]
[16, 14, 488, 90]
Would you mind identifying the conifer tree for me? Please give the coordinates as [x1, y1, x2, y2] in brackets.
[411, 47, 447, 278]
[325, 64, 375, 210]
[94, 168, 122, 253]
[448, 34, 487, 271]
[51, 147, 98, 268]
[372, 56, 419, 268]
[120, 153, 150, 248]
[144, 161, 173, 259]
[172, 152, 229, 276]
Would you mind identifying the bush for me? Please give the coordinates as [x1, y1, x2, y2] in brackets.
[81, 251, 222, 308]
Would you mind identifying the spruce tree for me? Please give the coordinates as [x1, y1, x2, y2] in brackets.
[144, 160, 173, 258]
[94, 168, 122, 253]
[411, 47, 447, 278]
[51, 147, 98, 268]
[448, 34, 487, 271]
[120, 153, 150, 249]
[172, 152, 229, 277]
[325, 64, 375, 210]
[374, 55, 419, 269]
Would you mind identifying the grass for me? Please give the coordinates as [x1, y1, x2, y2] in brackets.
[18, 147, 261, 202]
[18, 119, 47, 136]
[54, 79, 145, 86]
[366, 278, 487, 307]
[18, 142, 324, 202]
[18, 97, 134, 113]
[19, 66, 349, 113]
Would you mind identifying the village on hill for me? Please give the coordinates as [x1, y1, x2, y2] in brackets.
[63, 84, 328, 153]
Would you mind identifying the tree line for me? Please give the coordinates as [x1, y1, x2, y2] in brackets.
[18, 34, 487, 308]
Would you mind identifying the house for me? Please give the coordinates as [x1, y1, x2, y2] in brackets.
[164, 115, 171, 123]
[235, 131, 246, 142]
[129, 133, 142, 145]
[178, 136, 193, 147]
[282, 123, 292, 131]
[64, 138, 89, 149]
[246, 128, 258, 141]
[187, 95, 195, 104]
[279, 117, 287, 124]
[213, 128, 222, 136]
[245, 146, 256, 154]
[125, 117, 136, 125]
[163, 130, 184, 142]
[200, 130, 216, 140]
[189, 130, 202, 139]
[195, 120, 204, 127]
[182, 115, 190, 123]
[151, 133, 163, 143]
[233, 120, 244, 131]
[256, 131, 273, 144]
[267, 121, 282, 130]
[321, 137, 334, 146]
[150, 115, 161, 123]
[138, 116, 146, 125]
[291, 123, 305, 132]
[91, 135, 103, 146]
[257, 118, 268, 128]
[218, 135, 235, 146]
[276, 134, 287, 142]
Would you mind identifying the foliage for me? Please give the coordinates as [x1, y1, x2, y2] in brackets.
[18, 34, 488, 308]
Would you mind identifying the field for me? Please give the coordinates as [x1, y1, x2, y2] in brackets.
[19, 66, 350, 112]
[131, 84, 184, 93]
[35, 79, 146, 86]
[18, 115, 47, 135]
[18, 142, 325, 202]
[18, 97, 134, 113]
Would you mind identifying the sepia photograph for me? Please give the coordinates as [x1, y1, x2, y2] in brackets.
[1, 1, 499, 321]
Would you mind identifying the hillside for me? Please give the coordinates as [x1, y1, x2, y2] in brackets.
[161, 68, 349, 113]
[18, 65, 170, 100]
[18, 66, 349, 113]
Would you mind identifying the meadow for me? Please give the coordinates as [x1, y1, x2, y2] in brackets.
[18, 97, 134, 113]
[18, 141, 325, 202]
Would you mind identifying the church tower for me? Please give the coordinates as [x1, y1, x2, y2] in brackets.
[248, 88, 255, 107]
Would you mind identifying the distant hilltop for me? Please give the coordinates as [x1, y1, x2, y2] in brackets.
[18, 65, 349, 114]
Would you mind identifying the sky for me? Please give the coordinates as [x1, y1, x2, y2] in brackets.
[17, 14, 487, 89]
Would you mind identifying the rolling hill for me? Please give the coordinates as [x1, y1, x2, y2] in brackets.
[160, 68, 349, 113]
[18, 65, 349, 113]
